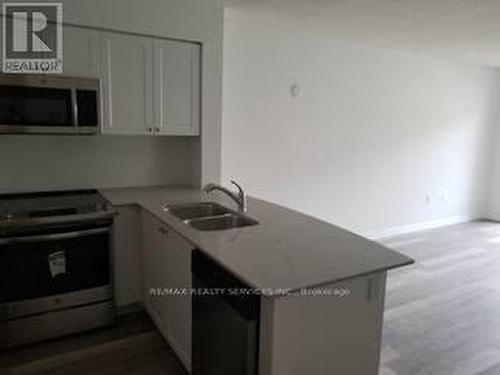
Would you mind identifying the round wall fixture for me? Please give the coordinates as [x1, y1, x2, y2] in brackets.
[290, 83, 301, 98]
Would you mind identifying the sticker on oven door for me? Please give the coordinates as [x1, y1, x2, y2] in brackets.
[48, 250, 66, 277]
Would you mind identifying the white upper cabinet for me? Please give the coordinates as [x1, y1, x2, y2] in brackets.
[101, 33, 154, 135]
[154, 40, 200, 136]
[63, 26, 100, 78]
[84, 30, 201, 136]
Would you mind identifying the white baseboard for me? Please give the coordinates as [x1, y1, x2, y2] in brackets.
[365, 214, 479, 240]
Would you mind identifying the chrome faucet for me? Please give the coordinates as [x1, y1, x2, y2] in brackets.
[202, 180, 247, 212]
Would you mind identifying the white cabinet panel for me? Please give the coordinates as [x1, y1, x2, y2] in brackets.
[260, 273, 387, 375]
[101, 33, 154, 135]
[141, 210, 170, 333]
[140, 210, 193, 370]
[99, 31, 200, 136]
[154, 40, 200, 136]
[112, 205, 142, 308]
[164, 229, 193, 368]
[62, 26, 100, 78]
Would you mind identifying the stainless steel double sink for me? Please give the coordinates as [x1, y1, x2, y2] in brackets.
[163, 202, 258, 231]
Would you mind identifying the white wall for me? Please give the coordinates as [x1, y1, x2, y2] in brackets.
[488, 97, 500, 219]
[0, 136, 198, 193]
[222, 8, 500, 236]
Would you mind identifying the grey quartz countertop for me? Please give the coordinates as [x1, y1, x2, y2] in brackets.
[100, 185, 414, 293]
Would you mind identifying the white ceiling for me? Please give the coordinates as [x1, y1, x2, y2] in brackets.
[224, 0, 500, 68]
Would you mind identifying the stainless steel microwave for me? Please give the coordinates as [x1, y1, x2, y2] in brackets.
[0, 75, 100, 135]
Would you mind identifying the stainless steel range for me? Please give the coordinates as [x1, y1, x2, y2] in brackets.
[0, 190, 115, 349]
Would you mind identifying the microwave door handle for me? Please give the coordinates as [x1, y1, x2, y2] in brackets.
[71, 87, 79, 129]
[0, 227, 110, 245]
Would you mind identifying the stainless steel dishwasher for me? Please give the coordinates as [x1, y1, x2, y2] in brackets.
[192, 249, 260, 375]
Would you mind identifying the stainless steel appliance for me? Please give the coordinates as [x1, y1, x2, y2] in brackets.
[0, 75, 100, 135]
[0, 190, 115, 349]
[192, 249, 260, 375]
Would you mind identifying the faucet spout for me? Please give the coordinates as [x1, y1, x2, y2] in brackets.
[202, 181, 247, 212]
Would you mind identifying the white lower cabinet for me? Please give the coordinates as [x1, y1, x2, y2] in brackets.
[112, 205, 142, 308]
[141, 210, 193, 370]
[259, 273, 387, 375]
[164, 227, 193, 367]
[141, 210, 170, 326]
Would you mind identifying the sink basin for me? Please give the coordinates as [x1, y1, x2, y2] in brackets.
[164, 202, 231, 220]
[185, 213, 258, 231]
[164, 202, 259, 231]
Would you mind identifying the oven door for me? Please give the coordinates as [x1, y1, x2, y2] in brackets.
[0, 226, 112, 321]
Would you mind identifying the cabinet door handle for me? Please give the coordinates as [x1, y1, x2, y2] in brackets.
[158, 227, 169, 235]
[155, 127, 160, 133]
[147, 127, 153, 133]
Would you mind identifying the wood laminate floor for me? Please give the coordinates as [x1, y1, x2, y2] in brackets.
[379, 220, 500, 375]
[0, 312, 187, 375]
[3, 220, 500, 375]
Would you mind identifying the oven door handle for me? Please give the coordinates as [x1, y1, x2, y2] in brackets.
[0, 227, 111, 245]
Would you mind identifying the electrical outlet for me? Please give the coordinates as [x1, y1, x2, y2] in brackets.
[426, 189, 436, 206]
[426, 193, 432, 205]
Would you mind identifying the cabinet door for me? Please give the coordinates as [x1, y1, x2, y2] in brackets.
[63, 26, 100, 78]
[140, 210, 193, 371]
[101, 33, 154, 135]
[141, 210, 171, 337]
[113, 205, 141, 308]
[154, 39, 200, 136]
[165, 229, 193, 369]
